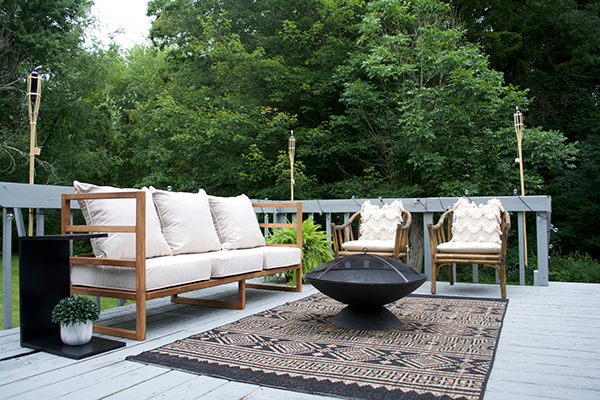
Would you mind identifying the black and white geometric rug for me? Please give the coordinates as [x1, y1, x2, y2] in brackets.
[127, 293, 508, 400]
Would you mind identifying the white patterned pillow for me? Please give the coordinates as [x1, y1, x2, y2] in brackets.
[358, 200, 404, 241]
[450, 198, 503, 244]
[74, 181, 173, 260]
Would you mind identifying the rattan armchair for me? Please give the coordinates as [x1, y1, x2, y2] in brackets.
[427, 203, 511, 298]
[331, 209, 412, 263]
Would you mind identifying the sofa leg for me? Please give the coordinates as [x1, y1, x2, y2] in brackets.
[171, 281, 246, 310]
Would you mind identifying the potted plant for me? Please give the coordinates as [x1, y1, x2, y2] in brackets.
[51, 295, 100, 346]
[266, 217, 334, 286]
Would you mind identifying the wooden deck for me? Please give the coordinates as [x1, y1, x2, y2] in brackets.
[1, 281, 599, 400]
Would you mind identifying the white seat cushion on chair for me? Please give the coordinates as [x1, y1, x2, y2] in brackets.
[358, 200, 404, 241]
[342, 240, 396, 252]
[151, 187, 221, 255]
[437, 242, 501, 254]
[74, 181, 173, 260]
[437, 198, 504, 254]
[208, 194, 266, 250]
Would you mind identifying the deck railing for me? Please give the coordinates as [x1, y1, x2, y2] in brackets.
[1, 181, 553, 329]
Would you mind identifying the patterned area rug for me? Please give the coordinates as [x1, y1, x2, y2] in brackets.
[127, 293, 508, 400]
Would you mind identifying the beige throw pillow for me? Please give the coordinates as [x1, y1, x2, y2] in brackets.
[450, 198, 503, 244]
[151, 188, 222, 255]
[73, 181, 173, 260]
[209, 194, 266, 250]
[358, 200, 405, 241]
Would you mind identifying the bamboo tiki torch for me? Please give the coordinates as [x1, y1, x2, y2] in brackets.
[289, 131, 296, 201]
[27, 70, 42, 236]
[514, 107, 527, 266]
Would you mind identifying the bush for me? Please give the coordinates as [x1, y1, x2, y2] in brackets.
[265, 217, 334, 286]
[549, 250, 600, 283]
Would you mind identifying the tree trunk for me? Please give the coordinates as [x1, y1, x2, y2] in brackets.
[409, 213, 424, 272]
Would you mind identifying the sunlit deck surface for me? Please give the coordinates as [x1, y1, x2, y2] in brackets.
[1, 281, 599, 400]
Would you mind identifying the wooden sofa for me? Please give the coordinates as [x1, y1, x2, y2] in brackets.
[61, 188, 303, 341]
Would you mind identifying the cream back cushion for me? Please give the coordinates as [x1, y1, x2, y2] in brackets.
[74, 181, 173, 259]
[358, 200, 404, 241]
[450, 198, 503, 244]
[209, 194, 266, 250]
[151, 188, 221, 255]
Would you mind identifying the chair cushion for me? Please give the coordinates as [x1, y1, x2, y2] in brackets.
[437, 242, 502, 254]
[208, 194, 266, 250]
[151, 187, 221, 255]
[74, 181, 173, 260]
[358, 200, 404, 241]
[201, 249, 263, 278]
[342, 240, 396, 252]
[450, 198, 503, 245]
[71, 254, 212, 291]
[247, 246, 303, 270]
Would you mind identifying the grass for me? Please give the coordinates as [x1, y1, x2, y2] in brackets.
[0, 255, 129, 330]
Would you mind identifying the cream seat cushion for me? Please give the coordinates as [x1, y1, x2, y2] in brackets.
[151, 187, 221, 255]
[74, 181, 172, 259]
[201, 249, 263, 278]
[71, 254, 211, 291]
[342, 239, 396, 252]
[208, 194, 266, 250]
[437, 242, 502, 254]
[358, 200, 404, 241]
[437, 198, 504, 254]
[243, 246, 303, 270]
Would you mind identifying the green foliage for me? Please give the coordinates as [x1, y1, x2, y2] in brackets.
[265, 217, 334, 286]
[549, 134, 600, 259]
[0, 0, 595, 259]
[333, 0, 575, 197]
[549, 249, 600, 284]
[0, 255, 20, 328]
[51, 295, 100, 326]
[454, 0, 600, 142]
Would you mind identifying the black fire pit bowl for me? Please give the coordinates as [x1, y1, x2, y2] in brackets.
[305, 253, 426, 330]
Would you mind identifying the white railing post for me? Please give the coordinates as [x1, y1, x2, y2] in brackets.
[36, 208, 44, 236]
[3, 208, 14, 329]
[518, 211, 526, 285]
[536, 212, 550, 286]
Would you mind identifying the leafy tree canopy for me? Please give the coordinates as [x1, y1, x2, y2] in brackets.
[141, 0, 574, 199]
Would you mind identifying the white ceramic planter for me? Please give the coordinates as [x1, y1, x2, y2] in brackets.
[60, 320, 93, 346]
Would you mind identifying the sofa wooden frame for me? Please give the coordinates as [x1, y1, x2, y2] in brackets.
[61, 191, 303, 341]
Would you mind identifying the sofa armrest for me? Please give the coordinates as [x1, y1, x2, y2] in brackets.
[253, 202, 303, 250]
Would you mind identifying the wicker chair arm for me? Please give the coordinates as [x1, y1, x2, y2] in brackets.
[428, 209, 453, 232]
[331, 211, 361, 232]
[399, 210, 412, 231]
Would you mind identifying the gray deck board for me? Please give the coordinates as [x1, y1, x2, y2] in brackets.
[0, 281, 599, 400]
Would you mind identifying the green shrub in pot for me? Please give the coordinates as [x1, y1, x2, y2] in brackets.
[51, 295, 100, 345]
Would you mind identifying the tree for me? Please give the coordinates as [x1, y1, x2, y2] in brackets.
[333, 0, 575, 197]
[452, 0, 600, 257]
[0, 0, 93, 183]
[453, 0, 600, 141]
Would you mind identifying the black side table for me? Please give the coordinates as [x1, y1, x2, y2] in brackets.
[19, 234, 125, 359]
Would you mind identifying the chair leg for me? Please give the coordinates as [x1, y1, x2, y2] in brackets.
[449, 264, 454, 286]
[500, 263, 507, 298]
[431, 263, 437, 294]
